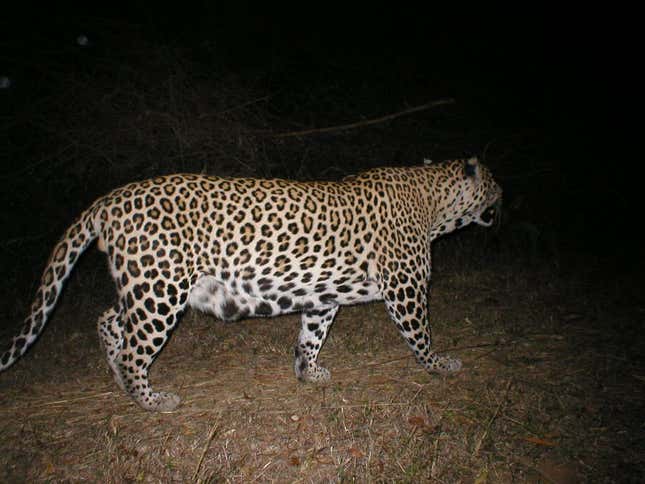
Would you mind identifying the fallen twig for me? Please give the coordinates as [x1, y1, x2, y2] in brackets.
[31, 391, 115, 408]
[473, 378, 513, 456]
[272, 98, 455, 138]
[199, 94, 273, 118]
[192, 419, 221, 482]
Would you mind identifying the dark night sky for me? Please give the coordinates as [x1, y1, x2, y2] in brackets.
[4, 3, 594, 141]
[3, 4, 571, 143]
[4, 4, 580, 111]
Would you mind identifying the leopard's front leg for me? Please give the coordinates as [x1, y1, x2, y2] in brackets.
[381, 266, 461, 375]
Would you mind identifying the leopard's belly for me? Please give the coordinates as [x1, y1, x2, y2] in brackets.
[187, 274, 382, 321]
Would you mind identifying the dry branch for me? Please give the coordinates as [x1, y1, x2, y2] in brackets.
[473, 378, 513, 456]
[192, 419, 221, 482]
[272, 98, 455, 138]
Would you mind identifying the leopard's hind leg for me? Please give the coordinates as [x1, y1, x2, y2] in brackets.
[97, 306, 125, 391]
[294, 306, 338, 382]
[112, 282, 190, 412]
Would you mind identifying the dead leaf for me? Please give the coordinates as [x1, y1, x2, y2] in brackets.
[348, 447, 365, 458]
[584, 403, 599, 414]
[288, 456, 300, 466]
[474, 467, 489, 484]
[562, 313, 584, 322]
[523, 436, 557, 447]
[536, 458, 579, 484]
[408, 415, 426, 427]
[368, 376, 393, 385]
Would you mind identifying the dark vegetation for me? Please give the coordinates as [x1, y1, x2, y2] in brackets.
[1, 13, 643, 482]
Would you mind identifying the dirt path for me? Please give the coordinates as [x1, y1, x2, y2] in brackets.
[1, 266, 642, 482]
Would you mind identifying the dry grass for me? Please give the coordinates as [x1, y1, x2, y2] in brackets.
[1, 261, 642, 482]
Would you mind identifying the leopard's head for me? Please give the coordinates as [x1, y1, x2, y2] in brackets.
[428, 157, 502, 238]
[460, 157, 502, 227]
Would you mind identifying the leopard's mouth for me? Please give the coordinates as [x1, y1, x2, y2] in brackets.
[475, 199, 502, 227]
[478, 206, 496, 226]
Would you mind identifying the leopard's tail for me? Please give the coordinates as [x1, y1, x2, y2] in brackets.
[0, 203, 100, 371]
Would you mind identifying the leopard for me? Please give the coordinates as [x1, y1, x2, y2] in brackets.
[0, 157, 502, 412]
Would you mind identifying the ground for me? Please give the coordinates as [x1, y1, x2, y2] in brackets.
[0, 252, 643, 483]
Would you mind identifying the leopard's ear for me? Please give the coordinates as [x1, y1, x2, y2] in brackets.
[464, 157, 479, 178]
